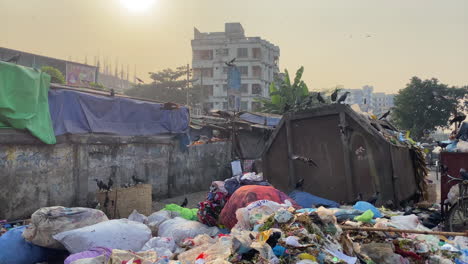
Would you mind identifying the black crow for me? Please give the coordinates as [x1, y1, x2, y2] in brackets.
[367, 191, 380, 205]
[450, 115, 466, 126]
[94, 179, 108, 191]
[136, 77, 145, 84]
[351, 193, 363, 205]
[337, 92, 350, 104]
[331, 89, 339, 102]
[5, 53, 20, 63]
[110, 89, 115, 97]
[107, 178, 113, 191]
[379, 110, 390, 120]
[317, 92, 325, 103]
[132, 175, 145, 185]
[180, 197, 188, 207]
[295, 178, 305, 189]
[437, 141, 450, 149]
[225, 58, 236, 67]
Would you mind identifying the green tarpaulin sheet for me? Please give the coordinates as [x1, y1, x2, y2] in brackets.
[0, 61, 56, 144]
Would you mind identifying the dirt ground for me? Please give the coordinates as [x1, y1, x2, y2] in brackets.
[152, 191, 208, 211]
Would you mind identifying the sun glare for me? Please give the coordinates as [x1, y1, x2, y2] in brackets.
[120, 0, 156, 13]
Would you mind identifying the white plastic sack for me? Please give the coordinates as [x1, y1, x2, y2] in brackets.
[158, 217, 220, 245]
[142, 237, 176, 251]
[178, 236, 233, 263]
[23, 206, 108, 249]
[447, 185, 460, 206]
[53, 219, 151, 253]
[241, 172, 263, 182]
[146, 210, 177, 235]
[128, 210, 148, 224]
[389, 214, 430, 231]
[234, 200, 291, 230]
[456, 140, 468, 152]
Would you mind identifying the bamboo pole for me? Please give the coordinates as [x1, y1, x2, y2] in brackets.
[340, 225, 468, 237]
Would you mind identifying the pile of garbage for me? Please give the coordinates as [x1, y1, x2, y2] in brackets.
[1, 178, 467, 264]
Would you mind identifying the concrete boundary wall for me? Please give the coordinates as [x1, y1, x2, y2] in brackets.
[0, 129, 231, 219]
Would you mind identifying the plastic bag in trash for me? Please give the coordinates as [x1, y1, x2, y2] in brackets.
[158, 217, 220, 245]
[289, 190, 339, 208]
[164, 204, 198, 221]
[0, 226, 55, 264]
[23, 206, 108, 249]
[69, 255, 106, 264]
[233, 200, 292, 230]
[360, 242, 404, 264]
[354, 210, 374, 222]
[353, 201, 382, 218]
[109, 249, 157, 264]
[64, 247, 112, 264]
[53, 219, 151, 254]
[147, 210, 176, 235]
[178, 236, 233, 263]
[142, 237, 176, 252]
[128, 209, 148, 224]
[389, 214, 430, 231]
[334, 209, 364, 222]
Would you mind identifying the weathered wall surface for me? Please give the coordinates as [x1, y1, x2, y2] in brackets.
[0, 130, 231, 220]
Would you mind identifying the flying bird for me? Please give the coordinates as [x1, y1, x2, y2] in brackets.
[366, 34, 372, 38]
[331, 89, 339, 102]
[317, 92, 325, 103]
[180, 197, 188, 208]
[367, 191, 380, 205]
[379, 110, 391, 120]
[5, 53, 20, 64]
[291, 155, 318, 168]
[225, 58, 236, 67]
[337, 92, 350, 104]
[136, 77, 145, 84]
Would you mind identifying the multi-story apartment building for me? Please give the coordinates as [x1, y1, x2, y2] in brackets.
[191, 23, 280, 112]
[339, 85, 395, 115]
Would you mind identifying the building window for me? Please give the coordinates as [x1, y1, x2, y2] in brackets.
[223, 84, 228, 92]
[216, 48, 229, 57]
[252, 84, 262, 95]
[193, 68, 213, 78]
[193, 50, 213, 60]
[252, 102, 262, 112]
[202, 85, 213, 96]
[241, 84, 248, 93]
[252, 66, 262, 78]
[241, 101, 249, 110]
[252, 48, 262, 59]
[237, 48, 248, 58]
[239, 66, 248, 76]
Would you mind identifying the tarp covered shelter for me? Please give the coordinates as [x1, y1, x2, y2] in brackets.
[262, 104, 419, 205]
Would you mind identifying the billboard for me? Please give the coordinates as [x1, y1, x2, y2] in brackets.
[227, 66, 241, 111]
[66, 62, 96, 86]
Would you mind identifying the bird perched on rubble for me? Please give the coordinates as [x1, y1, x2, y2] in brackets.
[5, 53, 20, 64]
[460, 168, 468, 180]
[351, 193, 363, 205]
[337, 92, 350, 104]
[295, 178, 305, 190]
[450, 114, 466, 128]
[110, 89, 115, 97]
[379, 110, 390, 120]
[180, 197, 188, 207]
[132, 175, 145, 185]
[94, 179, 108, 191]
[317, 92, 325, 104]
[331, 89, 339, 102]
[163, 102, 179, 110]
[107, 178, 113, 191]
[367, 191, 380, 205]
[436, 141, 450, 150]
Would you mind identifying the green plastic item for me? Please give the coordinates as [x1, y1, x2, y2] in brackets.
[0, 61, 56, 144]
[164, 204, 198, 221]
[354, 209, 374, 222]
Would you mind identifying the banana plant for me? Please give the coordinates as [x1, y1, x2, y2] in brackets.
[257, 66, 315, 114]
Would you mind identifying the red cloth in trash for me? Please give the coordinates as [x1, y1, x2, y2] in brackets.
[219, 185, 300, 229]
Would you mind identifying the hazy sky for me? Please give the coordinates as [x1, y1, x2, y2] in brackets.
[1, 0, 467, 93]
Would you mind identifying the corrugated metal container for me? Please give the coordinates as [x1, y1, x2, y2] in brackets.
[262, 104, 419, 205]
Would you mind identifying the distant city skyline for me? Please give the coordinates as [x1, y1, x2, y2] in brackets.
[1, 0, 467, 93]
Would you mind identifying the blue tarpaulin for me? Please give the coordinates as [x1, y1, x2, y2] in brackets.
[48, 89, 189, 136]
[239, 112, 281, 127]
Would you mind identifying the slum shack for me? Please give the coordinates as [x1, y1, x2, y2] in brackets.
[262, 104, 425, 206]
[190, 111, 281, 166]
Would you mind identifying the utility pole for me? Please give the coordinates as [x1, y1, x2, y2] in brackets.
[186, 63, 190, 106]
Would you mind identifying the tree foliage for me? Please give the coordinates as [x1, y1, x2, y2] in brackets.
[41, 66, 65, 84]
[393, 77, 467, 139]
[125, 66, 201, 105]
